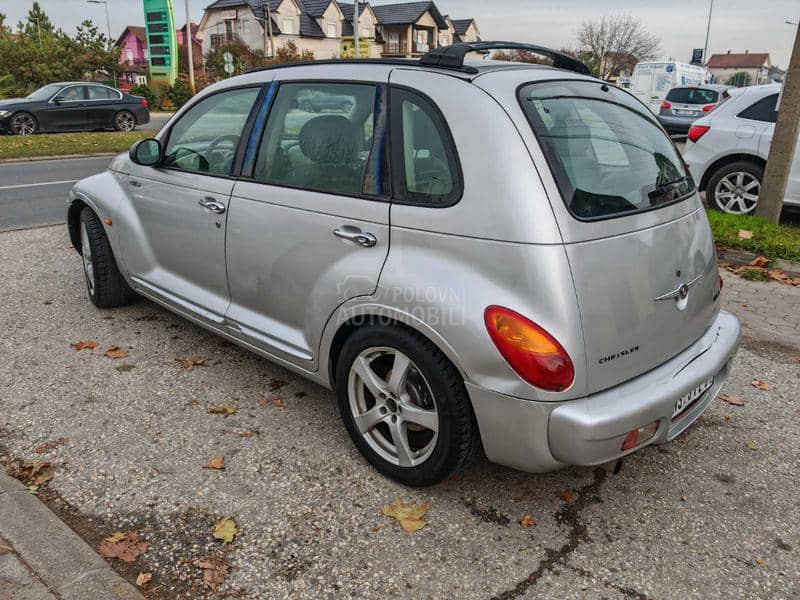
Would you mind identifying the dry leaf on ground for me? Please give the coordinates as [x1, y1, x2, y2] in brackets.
[750, 379, 772, 391]
[746, 441, 760, 451]
[115, 364, 136, 372]
[135, 572, 152, 587]
[213, 518, 238, 543]
[97, 531, 148, 562]
[208, 405, 237, 415]
[13, 461, 55, 488]
[381, 497, 431, 532]
[271, 397, 285, 408]
[513, 488, 538, 502]
[557, 489, 576, 504]
[179, 356, 207, 370]
[519, 515, 536, 528]
[203, 456, 225, 470]
[737, 230, 754, 240]
[34, 439, 69, 454]
[197, 557, 228, 590]
[71, 340, 97, 351]
[104, 346, 129, 359]
[749, 255, 769, 268]
[719, 393, 745, 406]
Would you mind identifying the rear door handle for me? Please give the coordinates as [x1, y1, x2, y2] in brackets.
[198, 197, 226, 214]
[334, 227, 377, 248]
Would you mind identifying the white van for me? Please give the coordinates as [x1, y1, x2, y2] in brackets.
[631, 62, 709, 114]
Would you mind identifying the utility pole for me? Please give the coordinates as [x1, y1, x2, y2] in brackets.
[262, 1, 275, 60]
[353, 0, 360, 59]
[703, 0, 714, 65]
[184, 0, 195, 93]
[87, 0, 116, 86]
[757, 23, 800, 222]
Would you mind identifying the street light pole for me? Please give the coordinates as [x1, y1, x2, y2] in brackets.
[184, 0, 195, 93]
[703, 0, 714, 65]
[353, 0, 360, 59]
[87, 0, 116, 86]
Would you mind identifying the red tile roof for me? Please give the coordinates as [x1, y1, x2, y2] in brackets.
[707, 52, 769, 68]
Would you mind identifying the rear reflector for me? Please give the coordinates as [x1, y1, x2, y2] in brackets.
[621, 421, 659, 451]
[140, 99, 148, 108]
[687, 124, 710, 143]
[661, 100, 671, 110]
[484, 306, 574, 392]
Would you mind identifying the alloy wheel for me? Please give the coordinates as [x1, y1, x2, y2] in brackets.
[116, 112, 135, 131]
[80, 222, 95, 297]
[11, 113, 35, 135]
[347, 347, 439, 467]
[714, 171, 760, 214]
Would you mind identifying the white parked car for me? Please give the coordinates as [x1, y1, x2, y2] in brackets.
[683, 84, 800, 214]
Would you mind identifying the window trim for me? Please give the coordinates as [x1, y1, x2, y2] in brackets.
[516, 78, 696, 223]
[158, 83, 267, 180]
[388, 84, 464, 208]
[240, 79, 391, 204]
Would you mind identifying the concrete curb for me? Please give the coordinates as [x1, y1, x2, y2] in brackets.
[0, 153, 117, 164]
[718, 248, 800, 277]
[0, 470, 144, 600]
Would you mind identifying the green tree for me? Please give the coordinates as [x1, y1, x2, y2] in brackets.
[167, 78, 193, 108]
[726, 71, 752, 87]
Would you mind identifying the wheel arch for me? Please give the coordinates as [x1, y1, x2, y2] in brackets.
[67, 199, 89, 252]
[699, 153, 766, 191]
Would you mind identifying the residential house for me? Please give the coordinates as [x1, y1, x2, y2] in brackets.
[707, 51, 772, 86]
[197, 0, 479, 61]
[115, 23, 202, 89]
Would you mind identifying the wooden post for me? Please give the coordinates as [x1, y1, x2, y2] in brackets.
[757, 24, 800, 222]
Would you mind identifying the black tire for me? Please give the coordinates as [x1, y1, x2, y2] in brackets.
[113, 110, 136, 132]
[707, 161, 763, 215]
[10, 112, 37, 135]
[79, 207, 135, 308]
[335, 324, 480, 487]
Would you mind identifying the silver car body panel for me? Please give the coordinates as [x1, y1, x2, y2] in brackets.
[67, 59, 741, 474]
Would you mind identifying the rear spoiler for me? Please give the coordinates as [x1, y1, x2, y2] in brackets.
[420, 42, 592, 76]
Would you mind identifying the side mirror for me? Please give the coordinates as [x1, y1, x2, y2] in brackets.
[52, 96, 65, 104]
[129, 138, 161, 166]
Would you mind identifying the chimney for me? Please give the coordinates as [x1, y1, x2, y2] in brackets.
[727, 50, 731, 54]
[745, 49, 749, 54]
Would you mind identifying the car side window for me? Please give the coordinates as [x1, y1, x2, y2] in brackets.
[164, 87, 260, 176]
[253, 82, 377, 196]
[390, 87, 461, 206]
[87, 86, 114, 100]
[60, 86, 87, 102]
[738, 94, 779, 123]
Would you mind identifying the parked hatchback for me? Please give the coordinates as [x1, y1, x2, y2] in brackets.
[0, 82, 149, 135]
[67, 42, 740, 486]
[683, 84, 798, 214]
[657, 84, 731, 135]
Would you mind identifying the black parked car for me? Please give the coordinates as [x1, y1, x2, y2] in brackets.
[0, 82, 150, 135]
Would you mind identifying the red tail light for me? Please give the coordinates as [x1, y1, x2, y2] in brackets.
[687, 124, 710, 143]
[484, 306, 574, 392]
[702, 104, 715, 112]
[140, 98, 149, 108]
[660, 100, 672, 110]
[719, 275, 724, 290]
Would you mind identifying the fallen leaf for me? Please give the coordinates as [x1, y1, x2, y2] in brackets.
[104, 346, 129, 359]
[34, 438, 69, 454]
[203, 456, 225, 470]
[197, 557, 228, 590]
[12, 461, 55, 487]
[513, 488, 538, 502]
[71, 340, 97, 351]
[519, 515, 536, 528]
[271, 397, 285, 408]
[680, 495, 688, 502]
[115, 364, 136, 373]
[179, 356, 207, 370]
[719, 393, 745, 406]
[745, 441, 759, 451]
[213, 517, 238, 543]
[557, 489, 576, 504]
[738, 229, 754, 240]
[749, 255, 769, 268]
[97, 531, 148, 562]
[208, 405, 237, 415]
[382, 497, 431, 532]
[724, 415, 732, 422]
[755, 558, 767, 566]
[135, 572, 152, 587]
[750, 379, 772, 391]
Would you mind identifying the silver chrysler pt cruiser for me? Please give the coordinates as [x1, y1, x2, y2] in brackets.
[67, 43, 740, 486]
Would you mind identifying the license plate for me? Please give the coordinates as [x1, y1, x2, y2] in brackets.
[675, 109, 697, 116]
[673, 377, 714, 418]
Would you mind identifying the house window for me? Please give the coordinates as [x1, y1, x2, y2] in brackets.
[225, 20, 234, 41]
[417, 30, 426, 45]
[387, 31, 400, 53]
[327, 23, 337, 38]
[282, 18, 294, 35]
[210, 33, 224, 48]
[238, 18, 249, 34]
[126, 49, 134, 62]
[361, 26, 371, 38]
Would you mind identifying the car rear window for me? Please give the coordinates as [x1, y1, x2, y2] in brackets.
[665, 88, 719, 104]
[519, 80, 695, 220]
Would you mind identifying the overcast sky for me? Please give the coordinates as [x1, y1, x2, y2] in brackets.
[3, 0, 798, 67]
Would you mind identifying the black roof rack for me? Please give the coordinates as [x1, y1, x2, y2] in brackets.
[420, 41, 592, 76]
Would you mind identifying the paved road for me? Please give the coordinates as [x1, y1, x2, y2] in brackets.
[140, 112, 172, 131]
[0, 225, 799, 599]
[0, 156, 112, 232]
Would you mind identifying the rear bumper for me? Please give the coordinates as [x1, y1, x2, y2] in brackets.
[468, 310, 741, 473]
[658, 114, 697, 134]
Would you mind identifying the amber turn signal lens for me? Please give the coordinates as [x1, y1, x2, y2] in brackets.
[484, 306, 574, 392]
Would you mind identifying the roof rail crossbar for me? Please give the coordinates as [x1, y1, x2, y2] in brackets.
[420, 41, 592, 76]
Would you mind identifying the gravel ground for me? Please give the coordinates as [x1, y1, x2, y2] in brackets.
[1, 225, 799, 599]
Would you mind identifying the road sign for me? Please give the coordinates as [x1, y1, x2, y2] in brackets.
[691, 48, 704, 65]
[224, 63, 235, 75]
[223, 51, 234, 64]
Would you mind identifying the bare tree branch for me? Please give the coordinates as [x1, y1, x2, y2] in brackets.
[576, 15, 660, 80]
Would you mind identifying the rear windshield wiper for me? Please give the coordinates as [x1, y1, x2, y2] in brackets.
[648, 176, 693, 202]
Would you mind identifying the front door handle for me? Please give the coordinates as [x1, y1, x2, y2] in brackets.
[198, 197, 226, 214]
[334, 226, 377, 248]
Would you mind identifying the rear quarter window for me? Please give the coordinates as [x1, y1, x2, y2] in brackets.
[519, 80, 695, 220]
[737, 93, 779, 123]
